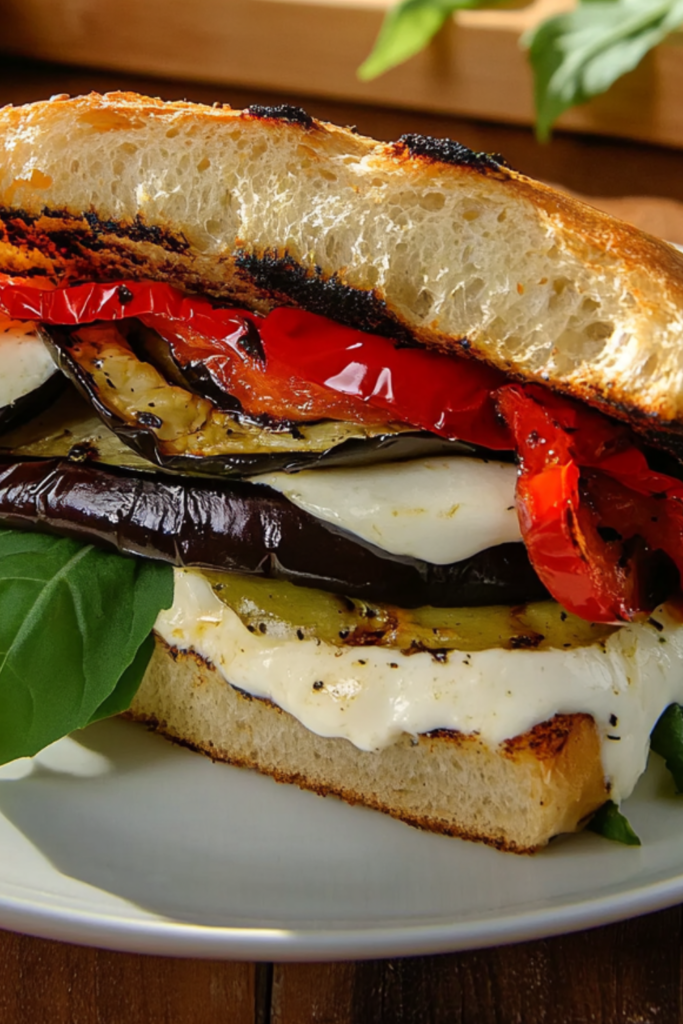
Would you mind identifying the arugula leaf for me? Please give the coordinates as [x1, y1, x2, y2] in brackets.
[523, 0, 683, 142]
[650, 704, 683, 793]
[0, 530, 173, 763]
[587, 800, 641, 846]
[358, 0, 516, 82]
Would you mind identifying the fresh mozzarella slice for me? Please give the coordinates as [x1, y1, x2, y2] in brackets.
[156, 569, 683, 804]
[0, 322, 57, 409]
[253, 457, 521, 564]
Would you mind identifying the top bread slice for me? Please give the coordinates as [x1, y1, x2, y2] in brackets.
[0, 91, 682, 435]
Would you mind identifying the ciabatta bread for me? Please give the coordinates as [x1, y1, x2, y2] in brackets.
[128, 639, 609, 853]
[0, 93, 683, 435]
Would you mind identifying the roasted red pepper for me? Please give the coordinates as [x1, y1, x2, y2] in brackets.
[497, 384, 683, 622]
[143, 314, 391, 426]
[259, 308, 511, 449]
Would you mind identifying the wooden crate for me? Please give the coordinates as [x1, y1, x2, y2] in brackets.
[0, 0, 682, 147]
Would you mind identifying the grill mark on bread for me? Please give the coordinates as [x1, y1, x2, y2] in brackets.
[245, 104, 316, 129]
[0, 205, 190, 259]
[501, 714, 591, 760]
[394, 134, 510, 176]
[234, 249, 418, 345]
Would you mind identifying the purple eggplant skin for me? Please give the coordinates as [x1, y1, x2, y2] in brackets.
[0, 372, 66, 436]
[0, 458, 548, 608]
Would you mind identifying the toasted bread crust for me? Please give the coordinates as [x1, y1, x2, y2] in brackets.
[126, 639, 609, 853]
[1, 92, 683, 437]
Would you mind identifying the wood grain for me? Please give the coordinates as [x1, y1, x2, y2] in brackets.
[269, 909, 682, 1023]
[0, 0, 682, 148]
[0, 929, 256, 1024]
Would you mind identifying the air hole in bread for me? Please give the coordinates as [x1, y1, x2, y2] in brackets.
[197, 157, 211, 173]
[462, 208, 481, 222]
[325, 233, 339, 260]
[166, 127, 180, 139]
[464, 277, 485, 302]
[641, 352, 660, 377]
[549, 278, 574, 311]
[205, 218, 224, 238]
[419, 191, 446, 212]
[584, 321, 614, 343]
[365, 264, 380, 287]
[414, 288, 435, 317]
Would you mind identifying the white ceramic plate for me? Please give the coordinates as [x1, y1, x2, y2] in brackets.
[0, 716, 682, 960]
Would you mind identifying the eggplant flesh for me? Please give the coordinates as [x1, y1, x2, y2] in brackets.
[40, 323, 509, 478]
[0, 325, 65, 435]
[0, 388, 164, 473]
[205, 573, 615, 652]
[0, 458, 549, 608]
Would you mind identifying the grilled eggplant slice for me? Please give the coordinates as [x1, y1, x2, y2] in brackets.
[205, 572, 615, 652]
[0, 388, 162, 473]
[40, 323, 498, 477]
[0, 458, 548, 608]
[0, 323, 64, 434]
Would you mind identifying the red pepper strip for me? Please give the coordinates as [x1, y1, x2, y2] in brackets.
[259, 307, 512, 450]
[0, 275, 254, 339]
[518, 384, 683, 498]
[142, 314, 392, 425]
[0, 277, 513, 445]
[497, 384, 683, 622]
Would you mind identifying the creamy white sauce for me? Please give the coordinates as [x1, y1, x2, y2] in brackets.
[252, 457, 522, 564]
[0, 322, 56, 407]
[155, 569, 683, 803]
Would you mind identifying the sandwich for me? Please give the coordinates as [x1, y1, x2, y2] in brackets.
[1, 91, 683, 853]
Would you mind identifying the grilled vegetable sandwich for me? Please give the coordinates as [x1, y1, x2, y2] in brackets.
[2, 92, 683, 852]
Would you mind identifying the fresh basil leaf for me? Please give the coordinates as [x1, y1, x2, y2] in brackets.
[358, 0, 514, 81]
[87, 633, 156, 725]
[650, 704, 683, 793]
[0, 530, 173, 763]
[523, 0, 683, 141]
[587, 800, 641, 846]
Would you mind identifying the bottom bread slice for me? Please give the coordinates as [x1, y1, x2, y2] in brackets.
[126, 638, 610, 853]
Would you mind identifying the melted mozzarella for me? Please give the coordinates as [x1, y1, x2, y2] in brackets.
[252, 458, 522, 564]
[0, 322, 56, 407]
[156, 570, 683, 803]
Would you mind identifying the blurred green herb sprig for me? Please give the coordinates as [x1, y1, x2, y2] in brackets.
[358, 0, 683, 141]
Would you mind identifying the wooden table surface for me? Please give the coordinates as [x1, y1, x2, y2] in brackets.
[1, 56, 683, 1024]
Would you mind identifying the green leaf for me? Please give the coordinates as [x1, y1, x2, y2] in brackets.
[587, 800, 641, 846]
[523, 0, 683, 141]
[359, 0, 510, 81]
[87, 633, 156, 725]
[0, 530, 174, 763]
[650, 704, 683, 792]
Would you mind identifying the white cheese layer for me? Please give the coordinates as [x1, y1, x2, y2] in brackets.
[0, 322, 56, 407]
[252, 457, 521, 564]
[155, 569, 683, 803]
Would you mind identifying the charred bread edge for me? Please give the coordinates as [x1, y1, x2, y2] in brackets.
[2, 93, 683, 440]
[125, 636, 610, 854]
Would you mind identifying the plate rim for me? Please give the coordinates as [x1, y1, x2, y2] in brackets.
[2, 865, 683, 960]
